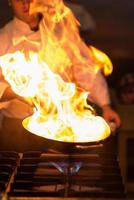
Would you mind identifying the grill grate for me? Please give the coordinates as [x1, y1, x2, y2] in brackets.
[0, 151, 127, 199]
[0, 151, 20, 199]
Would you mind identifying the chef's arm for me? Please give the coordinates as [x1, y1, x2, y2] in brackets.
[88, 71, 110, 107]
[89, 72, 121, 128]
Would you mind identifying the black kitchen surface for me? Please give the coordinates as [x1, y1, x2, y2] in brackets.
[0, 150, 127, 200]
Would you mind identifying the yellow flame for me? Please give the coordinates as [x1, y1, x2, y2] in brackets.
[0, 0, 112, 142]
[89, 46, 113, 76]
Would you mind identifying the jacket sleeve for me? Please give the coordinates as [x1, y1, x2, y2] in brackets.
[88, 71, 111, 107]
[0, 68, 10, 109]
[0, 30, 11, 109]
[0, 28, 9, 55]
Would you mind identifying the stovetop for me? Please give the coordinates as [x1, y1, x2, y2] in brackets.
[0, 150, 127, 200]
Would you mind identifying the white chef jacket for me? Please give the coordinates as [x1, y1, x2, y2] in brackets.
[0, 17, 110, 119]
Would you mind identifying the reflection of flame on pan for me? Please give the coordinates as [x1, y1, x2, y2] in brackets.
[0, 0, 113, 143]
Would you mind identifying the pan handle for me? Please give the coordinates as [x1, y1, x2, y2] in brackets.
[75, 143, 103, 149]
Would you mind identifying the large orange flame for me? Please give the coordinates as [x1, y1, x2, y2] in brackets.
[0, 0, 112, 142]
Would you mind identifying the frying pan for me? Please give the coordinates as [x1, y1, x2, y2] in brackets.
[23, 117, 114, 153]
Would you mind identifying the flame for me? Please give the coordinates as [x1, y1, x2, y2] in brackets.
[0, 0, 112, 143]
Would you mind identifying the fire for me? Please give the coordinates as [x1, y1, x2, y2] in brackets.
[0, 0, 112, 143]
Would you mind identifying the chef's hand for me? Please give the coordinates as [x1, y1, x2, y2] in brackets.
[1, 85, 19, 102]
[101, 104, 121, 135]
[1, 85, 34, 107]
